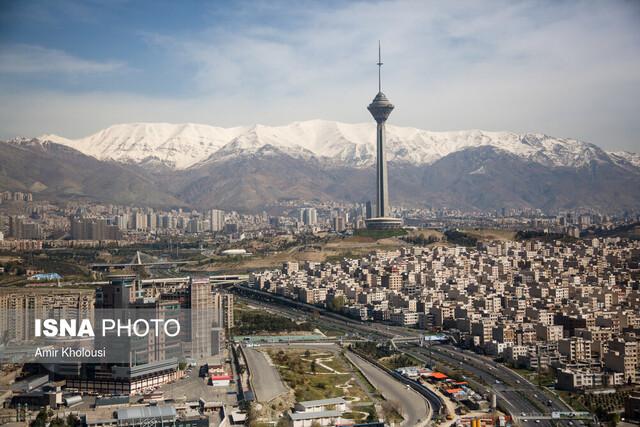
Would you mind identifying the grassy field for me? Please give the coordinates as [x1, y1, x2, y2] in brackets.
[378, 353, 423, 371]
[342, 405, 379, 424]
[463, 229, 517, 242]
[267, 348, 370, 403]
[313, 324, 345, 337]
[555, 390, 589, 412]
[187, 227, 523, 274]
[354, 228, 408, 239]
[190, 233, 407, 273]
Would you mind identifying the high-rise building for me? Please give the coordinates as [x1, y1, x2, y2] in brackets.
[132, 213, 146, 230]
[69, 217, 121, 240]
[187, 277, 221, 360]
[220, 293, 234, 329]
[147, 213, 157, 229]
[365, 43, 403, 230]
[301, 208, 317, 226]
[210, 209, 225, 232]
[0, 288, 94, 343]
[188, 217, 201, 233]
[116, 214, 128, 230]
[8, 216, 43, 239]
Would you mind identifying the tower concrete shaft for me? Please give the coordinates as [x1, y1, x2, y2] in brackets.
[368, 92, 394, 218]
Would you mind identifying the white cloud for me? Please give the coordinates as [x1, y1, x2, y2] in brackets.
[1, 1, 639, 152]
[0, 44, 125, 74]
[131, 1, 640, 151]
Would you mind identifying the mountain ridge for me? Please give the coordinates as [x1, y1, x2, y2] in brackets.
[2, 121, 638, 212]
[34, 120, 640, 172]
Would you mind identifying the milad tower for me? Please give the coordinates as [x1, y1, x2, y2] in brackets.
[365, 42, 403, 230]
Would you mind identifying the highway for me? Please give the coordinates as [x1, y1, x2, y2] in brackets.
[405, 344, 553, 427]
[346, 352, 430, 427]
[235, 291, 418, 342]
[405, 343, 585, 427]
[235, 289, 581, 426]
[441, 344, 570, 411]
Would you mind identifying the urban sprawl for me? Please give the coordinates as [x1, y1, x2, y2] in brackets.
[0, 191, 639, 426]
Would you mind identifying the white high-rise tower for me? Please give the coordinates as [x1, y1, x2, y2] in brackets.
[365, 42, 403, 230]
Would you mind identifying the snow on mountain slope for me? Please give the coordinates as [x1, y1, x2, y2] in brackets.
[40, 122, 250, 169]
[37, 120, 635, 171]
[608, 151, 640, 169]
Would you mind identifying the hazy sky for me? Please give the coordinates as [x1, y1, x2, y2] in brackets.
[0, 0, 639, 152]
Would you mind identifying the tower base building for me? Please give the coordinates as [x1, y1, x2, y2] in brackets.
[365, 217, 403, 229]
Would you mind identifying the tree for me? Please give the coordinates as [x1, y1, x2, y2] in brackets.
[50, 417, 66, 427]
[67, 413, 78, 427]
[31, 410, 48, 427]
[381, 399, 404, 421]
[244, 401, 260, 427]
[327, 295, 345, 312]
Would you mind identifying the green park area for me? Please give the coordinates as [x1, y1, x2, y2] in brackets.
[267, 348, 379, 424]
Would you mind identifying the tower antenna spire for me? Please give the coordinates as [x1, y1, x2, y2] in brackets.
[377, 40, 383, 93]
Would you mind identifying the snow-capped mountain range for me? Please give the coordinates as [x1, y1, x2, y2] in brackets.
[3, 120, 638, 212]
[37, 120, 640, 171]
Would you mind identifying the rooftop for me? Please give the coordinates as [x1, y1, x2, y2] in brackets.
[289, 410, 342, 420]
[117, 405, 176, 421]
[297, 397, 347, 407]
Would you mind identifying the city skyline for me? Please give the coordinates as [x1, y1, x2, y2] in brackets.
[0, 1, 639, 152]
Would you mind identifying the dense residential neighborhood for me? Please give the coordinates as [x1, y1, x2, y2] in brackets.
[250, 237, 640, 391]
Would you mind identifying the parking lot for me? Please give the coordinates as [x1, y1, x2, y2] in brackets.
[63, 350, 240, 414]
[155, 366, 238, 406]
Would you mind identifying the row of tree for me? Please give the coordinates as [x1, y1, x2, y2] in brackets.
[232, 310, 315, 335]
[402, 234, 440, 246]
[30, 410, 77, 427]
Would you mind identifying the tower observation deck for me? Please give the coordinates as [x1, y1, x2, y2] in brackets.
[365, 42, 403, 230]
